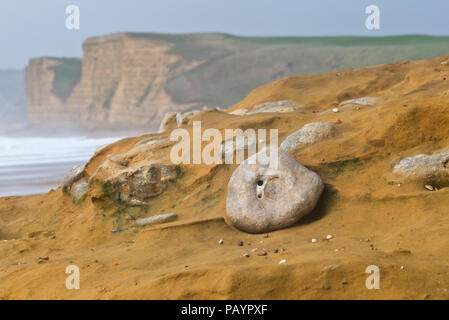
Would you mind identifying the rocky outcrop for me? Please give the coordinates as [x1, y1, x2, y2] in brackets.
[136, 213, 178, 226]
[280, 122, 337, 152]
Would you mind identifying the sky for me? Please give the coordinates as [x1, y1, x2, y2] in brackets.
[1, 0, 448, 69]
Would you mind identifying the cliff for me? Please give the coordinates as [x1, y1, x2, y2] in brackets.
[25, 33, 449, 129]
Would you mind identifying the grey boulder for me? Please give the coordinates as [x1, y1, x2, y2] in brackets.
[393, 150, 449, 184]
[226, 148, 324, 233]
[280, 122, 336, 152]
[136, 213, 178, 226]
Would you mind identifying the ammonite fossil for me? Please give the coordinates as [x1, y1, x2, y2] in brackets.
[226, 148, 324, 233]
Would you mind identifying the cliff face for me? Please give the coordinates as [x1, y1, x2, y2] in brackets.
[25, 58, 65, 122]
[26, 34, 201, 128]
[0, 69, 25, 123]
[25, 33, 449, 129]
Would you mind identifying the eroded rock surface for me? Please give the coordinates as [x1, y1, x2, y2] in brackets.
[89, 159, 178, 204]
[226, 148, 324, 233]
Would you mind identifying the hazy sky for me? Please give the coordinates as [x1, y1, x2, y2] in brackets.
[1, 0, 448, 69]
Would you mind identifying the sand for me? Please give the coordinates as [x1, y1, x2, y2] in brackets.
[1, 55, 449, 299]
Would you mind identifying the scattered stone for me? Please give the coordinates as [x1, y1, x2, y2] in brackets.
[218, 239, 224, 245]
[322, 265, 336, 272]
[332, 108, 339, 113]
[280, 122, 337, 152]
[226, 148, 324, 233]
[342, 281, 349, 285]
[311, 238, 318, 243]
[273, 249, 279, 253]
[176, 110, 200, 127]
[71, 182, 89, 202]
[325, 234, 334, 240]
[257, 250, 267, 256]
[393, 150, 449, 184]
[279, 259, 286, 264]
[251, 248, 258, 253]
[339, 97, 378, 107]
[135, 213, 178, 227]
[238, 241, 244, 247]
[247, 100, 298, 114]
[401, 265, 405, 270]
[158, 112, 177, 132]
[111, 228, 121, 233]
[243, 253, 250, 258]
[62, 165, 85, 191]
[38, 256, 49, 262]
[229, 108, 249, 116]
[425, 185, 434, 191]
[129, 199, 146, 206]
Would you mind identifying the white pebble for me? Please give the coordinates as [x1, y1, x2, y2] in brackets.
[325, 234, 334, 240]
[424, 185, 434, 191]
[279, 259, 286, 264]
[401, 265, 405, 270]
[311, 238, 318, 243]
[218, 239, 224, 245]
[332, 108, 339, 113]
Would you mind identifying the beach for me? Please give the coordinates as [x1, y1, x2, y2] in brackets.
[0, 135, 119, 196]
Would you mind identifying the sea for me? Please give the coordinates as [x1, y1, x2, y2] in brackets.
[0, 135, 120, 197]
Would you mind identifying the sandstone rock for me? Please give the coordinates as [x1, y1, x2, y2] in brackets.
[158, 112, 177, 132]
[226, 148, 324, 233]
[176, 110, 200, 127]
[280, 122, 337, 152]
[135, 213, 178, 226]
[71, 182, 89, 202]
[62, 164, 85, 191]
[89, 159, 178, 204]
[339, 97, 378, 107]
[393, 150, 449, 184]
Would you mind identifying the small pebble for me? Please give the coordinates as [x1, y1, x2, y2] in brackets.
[279, 259, 286, 264]
[257, 251, 267, 256]
[401, 265, 405, 270]
[342, 281, 349, 285]
[311, 238, 318, 243]
[425, 185, 434, 191]
[325, 234, 334, 240]
[273, 249, 279, 254]
[322, 285, 331, 290]
[218, 239, 224, 245]
[334, 119, 342, 124]
[243, 253, 250, 258]
[332, 108, 339, 113]
[111, 228, 121, 233]
[251, 248, 258, 253]
[238, 241, 244, 247]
